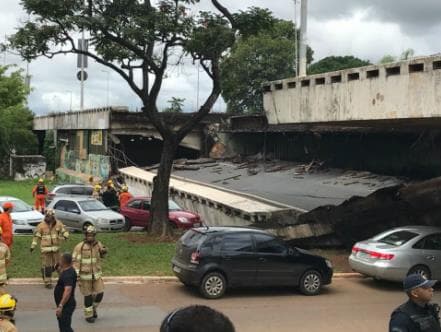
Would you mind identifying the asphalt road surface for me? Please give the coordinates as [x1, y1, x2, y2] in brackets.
[173, 162, 402, 211]
[11, 278, 441, 332]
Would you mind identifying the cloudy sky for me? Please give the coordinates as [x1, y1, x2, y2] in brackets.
[1, 0, 440, 115]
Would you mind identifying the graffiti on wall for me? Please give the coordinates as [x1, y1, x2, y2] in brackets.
[63, 151, 110, 179]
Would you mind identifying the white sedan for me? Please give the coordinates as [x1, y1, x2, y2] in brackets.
[0, 196, 44, 234]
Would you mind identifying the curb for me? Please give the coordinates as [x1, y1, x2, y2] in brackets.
[7, 273, 362, 285]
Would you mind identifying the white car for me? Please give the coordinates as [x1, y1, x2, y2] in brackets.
[0, 196, 44, 234]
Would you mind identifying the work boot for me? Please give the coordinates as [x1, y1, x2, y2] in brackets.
[86, 317, 95, 323]
[93, 308, 98, 319]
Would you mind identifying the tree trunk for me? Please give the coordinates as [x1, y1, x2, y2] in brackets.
[149, 135, 178, 237]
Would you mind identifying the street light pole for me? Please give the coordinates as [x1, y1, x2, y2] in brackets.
[299, 0, 308, 77]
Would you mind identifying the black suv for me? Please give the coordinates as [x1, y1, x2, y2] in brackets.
[172, 227, 333, 299]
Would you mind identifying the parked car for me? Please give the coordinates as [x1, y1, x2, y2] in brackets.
[120, 197, 202, 231]
[47, 197, 125, 232]
[172, 226, 333, 299]
[0, 196, 44, 234]
[46, 184, 94, 205]
[349, 226, 441, 282]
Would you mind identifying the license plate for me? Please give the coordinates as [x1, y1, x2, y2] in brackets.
[173, 266, 181, 273]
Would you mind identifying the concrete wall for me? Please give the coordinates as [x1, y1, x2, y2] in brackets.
[11, 155, 46, 181]
[263, 55, 441, 124]
[62, 151, 110, 179]
[33, 107, 120, 130]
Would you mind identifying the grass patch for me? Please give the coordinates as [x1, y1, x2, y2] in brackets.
[0, 179, 56, 205]
[9, 233, 176, 278]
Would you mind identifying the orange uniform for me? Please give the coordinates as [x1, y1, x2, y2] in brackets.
[0, 213, 13, 248]
[32, 184, 48, 212]
[119, 192, 133, 208]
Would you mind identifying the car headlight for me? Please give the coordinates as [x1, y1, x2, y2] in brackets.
[325, 259, 333, 269]
[177, 217, 190, 223]
[97, 218, 109, 225]
[12, 219, 26, 225]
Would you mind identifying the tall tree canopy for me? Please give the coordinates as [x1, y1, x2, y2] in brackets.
[221, 7, 313, 114]
[308, 56, 371, 75]
[0, 66, 37, 174]
[7, 0, 261, 235]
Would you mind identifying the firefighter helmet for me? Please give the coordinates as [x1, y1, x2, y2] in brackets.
[0, 294, 16, 314]
[84, 225, 97, 235]
[38, 178, 44, 183]
[45, 208, 55, 216]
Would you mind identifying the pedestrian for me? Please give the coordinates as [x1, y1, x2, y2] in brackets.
[0, 293, 17, 332]
[160, 305, 235, 332]
[54, 252, 77, 332]
[0, 230, 11, 288]
[30, 209, 69, 289]
[101, 184, 118, 211]
[72, 225, 107, 323]
[118, 185, 132, 208]
[32, 178, 48, 213]
[0, 202, 14, 248]
[389, 274, 441, 332]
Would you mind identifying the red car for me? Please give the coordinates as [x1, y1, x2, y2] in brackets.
[120, 197, 202, 231]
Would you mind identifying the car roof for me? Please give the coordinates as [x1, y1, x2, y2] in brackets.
[192, 226, 273, 236]
[54, 184, 93, 189]
[0, 196, 23, 202]
[383, 225, 441, 235]
[50, 196, 99, 202]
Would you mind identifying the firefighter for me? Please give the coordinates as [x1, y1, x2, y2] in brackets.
[72, 225, 107, 323]
[0, 293, 17, 332]
[0, 229, 11, 288]
[32, 178, 48, 213]
[92, 184, 102, 200]
[118, 185, 132, 208]
[30, 209, 69, 289]
[0, 203, 13, 248]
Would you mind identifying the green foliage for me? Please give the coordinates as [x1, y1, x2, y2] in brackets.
[42, 130, 56, 171]
[379, 55, 396, 64]
[0, 66, 37, 166]
[163, 97, 185, 113]
[221, 11, 313, 115]
[378, 49, 415, 64]
[308, 56, 371, 75]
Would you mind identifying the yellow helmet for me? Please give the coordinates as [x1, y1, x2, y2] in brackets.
[122, 185, 128, 192]
[45, 209, 55, 216]
[107, 179, 113, 185]
[84, 225, 97, 235]
[38, 178, 44, 183]
[94, 184, 102, 191]
[0, 294, 16, 313]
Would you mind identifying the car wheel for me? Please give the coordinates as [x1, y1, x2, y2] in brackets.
[299, 270, 322, 296]
[123, 218, 131, 232]
[199, 272, 226, 299]
[408, 265, 432, 280]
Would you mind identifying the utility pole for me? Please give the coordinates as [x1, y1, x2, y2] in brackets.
[299, 0, 308, 77]
[80, 28, 85, 111]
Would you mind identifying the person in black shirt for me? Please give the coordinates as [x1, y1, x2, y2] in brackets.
[54, 253, 77, 332]
[390, 274, 441, 332]
[101, 185, 119, 211]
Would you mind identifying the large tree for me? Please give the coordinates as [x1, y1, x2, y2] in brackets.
[0, 66, 37, 175]
[221, 8, 313, 114]
[308, 56, 371, 75]
[7, 0, 244, 236]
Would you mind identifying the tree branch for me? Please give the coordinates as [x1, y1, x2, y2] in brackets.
[211, 0, 236, 28]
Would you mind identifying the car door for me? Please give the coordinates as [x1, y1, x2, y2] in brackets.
[414, 233, 441, 279]
[123, 200, 144, 226]
[219, 233, 257, 286]
[254, 233, 295, 286]
[63, 201, 83, 229]
[140, 200, 152, 227]
[53, 200, 70, 226]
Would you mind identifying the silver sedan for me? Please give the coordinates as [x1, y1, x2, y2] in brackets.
[349, 226, 441, 281]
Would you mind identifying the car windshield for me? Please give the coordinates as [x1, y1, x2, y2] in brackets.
[377, 231, 419, 246]
[168, 200, 182, 211]
[79, 200, 109, 212]
[0, 199, 32, 213]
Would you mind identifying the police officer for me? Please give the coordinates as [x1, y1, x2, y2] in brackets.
[72, 225, 107, 323]
[31, 209, 69, 289]
[390, 274, 441, 332]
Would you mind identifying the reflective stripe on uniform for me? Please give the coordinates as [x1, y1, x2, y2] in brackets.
[0, 274, 7, 281]
[41, 246, 59, 253]
[84, 306, 94, 318]
[34, 232, 42, 238]
[41, 234, 59, 240]
[81, 258, 97, 264]
[0, 260, 6, 268]
[79, 272, 102, 280]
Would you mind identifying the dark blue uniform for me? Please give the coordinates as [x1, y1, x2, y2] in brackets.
[390, 300, 441, 332]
